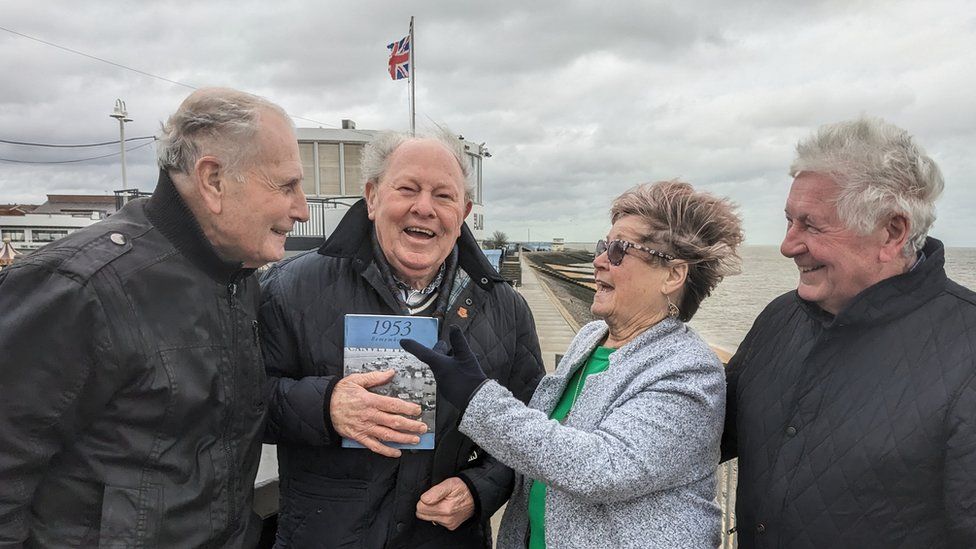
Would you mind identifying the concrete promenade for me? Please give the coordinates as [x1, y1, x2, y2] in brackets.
[517, 255, 579, 373]
[489, 257, 582, 539]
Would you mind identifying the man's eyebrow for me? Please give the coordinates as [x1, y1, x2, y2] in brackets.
[784, 209, 810, 222]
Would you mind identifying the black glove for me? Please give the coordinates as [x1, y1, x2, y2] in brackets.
[400, 325, 488, 411]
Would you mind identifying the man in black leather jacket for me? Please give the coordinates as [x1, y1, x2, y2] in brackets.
[259, 130, 545, 548]
[722, 117, 976, 548]
[0, 88, 309, 547]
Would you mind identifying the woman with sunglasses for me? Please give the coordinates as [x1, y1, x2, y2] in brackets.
[403, 180, 742, 548]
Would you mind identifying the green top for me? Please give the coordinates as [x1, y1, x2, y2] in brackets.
[527, 346, 614, 549]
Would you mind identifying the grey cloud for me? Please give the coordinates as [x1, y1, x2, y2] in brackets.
[2, 0, 975, 247]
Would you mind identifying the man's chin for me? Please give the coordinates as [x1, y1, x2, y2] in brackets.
[394, 249, 445, 270]
[243, 248, 284, 268]
[796, 286, 826, 306]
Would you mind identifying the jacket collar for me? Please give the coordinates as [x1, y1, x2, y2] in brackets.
[144, 169, 254, 285]
[797, 237, 947, 328]
[317, 198, 504, 290]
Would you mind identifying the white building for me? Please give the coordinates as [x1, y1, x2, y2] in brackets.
[0, 195, 117, 252]
[0, 124, 490, 256]
[0, 212, 99, 252]
[289, 123, 489, 251]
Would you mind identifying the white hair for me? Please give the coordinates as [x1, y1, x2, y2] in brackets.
[360, 127, 474, 200]
[157, 88, 291, 179]
[790, 116, 944, 256]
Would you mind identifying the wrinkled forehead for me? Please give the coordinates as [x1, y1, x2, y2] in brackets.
[386, 140, 464, 181]
[785, 172, 843, 219]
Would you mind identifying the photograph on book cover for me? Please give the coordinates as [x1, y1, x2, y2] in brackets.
[343, 314, 438, 449]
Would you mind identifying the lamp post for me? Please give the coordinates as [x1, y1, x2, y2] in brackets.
[109, 99, 133, 187]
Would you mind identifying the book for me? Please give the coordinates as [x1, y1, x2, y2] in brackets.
[342, 314, 439, 450]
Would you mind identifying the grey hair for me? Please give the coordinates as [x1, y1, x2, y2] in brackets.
[610, 180, 744, 322]
[789, 116, 944, 256]
[156, 87, 292, 178]
[360, 127, 474, 200]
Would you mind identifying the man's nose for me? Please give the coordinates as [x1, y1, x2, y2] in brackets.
[780, 225, 805, 258]
[410, 191, 435, 217]
[292, 189, 310, 222]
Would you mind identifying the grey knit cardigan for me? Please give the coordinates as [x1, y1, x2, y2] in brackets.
[460, 318, 724, 548]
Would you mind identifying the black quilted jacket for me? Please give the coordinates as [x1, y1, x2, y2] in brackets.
[722, 238, 976, 548]
[259, 199, 545, 548]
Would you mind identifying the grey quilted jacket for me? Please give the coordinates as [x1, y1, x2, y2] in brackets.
[460, 317, 725, 548]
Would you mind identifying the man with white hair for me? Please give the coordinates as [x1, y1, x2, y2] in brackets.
[0, 87, 309, 546]
[259, 129, 544, 548]
[722, 117, 976, 547]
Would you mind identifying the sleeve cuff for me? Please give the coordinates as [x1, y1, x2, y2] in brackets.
[454, 470, 484, 523]
[321, 376, 341, 445]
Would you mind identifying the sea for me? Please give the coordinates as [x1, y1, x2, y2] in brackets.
[562, 243, 976, 353]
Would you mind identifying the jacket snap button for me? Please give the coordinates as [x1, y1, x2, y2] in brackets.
[464, 298, 473, 306]
[756, 522, 766, 534]
[785, 426, 797, 437]
[480, 277, 488, 284]
[395, 521, 405, 532]
[109, 233, 126, 245]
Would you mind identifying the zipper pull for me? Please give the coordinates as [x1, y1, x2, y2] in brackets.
[252, 320, 260, 344]
[228, 282, 238, 298]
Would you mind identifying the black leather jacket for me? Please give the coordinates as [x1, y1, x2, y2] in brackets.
[0, 171, 266, 547]
[259, 199, 545, 548]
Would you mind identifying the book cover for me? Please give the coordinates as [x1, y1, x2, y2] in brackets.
[342, 314, 439, 450]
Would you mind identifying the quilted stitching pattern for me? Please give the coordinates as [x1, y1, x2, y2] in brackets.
[725, 239, 976, 548]
[258, 220, 544, 546]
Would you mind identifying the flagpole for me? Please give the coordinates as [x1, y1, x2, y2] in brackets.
[409, 16, 416, 136]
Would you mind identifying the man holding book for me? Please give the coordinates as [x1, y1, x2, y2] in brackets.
[259, 129, 545, 548]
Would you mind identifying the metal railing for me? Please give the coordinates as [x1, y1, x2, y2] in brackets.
[114, 188, 152, 211]
[719, 460, 738, 548]
[289, 196, 361, 238]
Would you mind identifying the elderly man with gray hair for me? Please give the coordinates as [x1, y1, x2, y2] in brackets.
[259, 129, 544, 548]
[0, 88, 309, 546]
[722, 117, 976, 548]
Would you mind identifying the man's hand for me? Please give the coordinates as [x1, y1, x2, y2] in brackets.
[415, 477, 476, 530]
[330, 370, 427, 458]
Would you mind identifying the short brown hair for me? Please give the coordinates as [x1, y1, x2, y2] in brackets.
[610, 180, 743, 321]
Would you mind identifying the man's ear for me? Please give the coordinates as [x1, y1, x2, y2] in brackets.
[878, 214, 911, 263]
[364, 180, 378, 221]
[462, 199, 473, 220]
[194, 156, 225, 215]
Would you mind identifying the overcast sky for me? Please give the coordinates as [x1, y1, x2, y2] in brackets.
[1, 1, 974, 245]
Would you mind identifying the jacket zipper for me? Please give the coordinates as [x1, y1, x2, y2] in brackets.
[225, 280, 239, 528]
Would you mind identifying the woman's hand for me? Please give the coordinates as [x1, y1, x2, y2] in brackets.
[401, 325, 487, 411]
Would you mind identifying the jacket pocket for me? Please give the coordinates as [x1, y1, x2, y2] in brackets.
[97, 484, 161, 548]
[278, 479, 368, 548]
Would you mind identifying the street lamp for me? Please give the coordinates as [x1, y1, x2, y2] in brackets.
[109, 99, 133, 187]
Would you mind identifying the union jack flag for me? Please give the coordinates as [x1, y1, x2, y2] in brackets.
[387, 35, 410, 80]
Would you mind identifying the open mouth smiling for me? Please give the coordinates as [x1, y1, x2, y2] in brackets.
[404, 226, 436, 239]
[595, 280, 614, 292]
